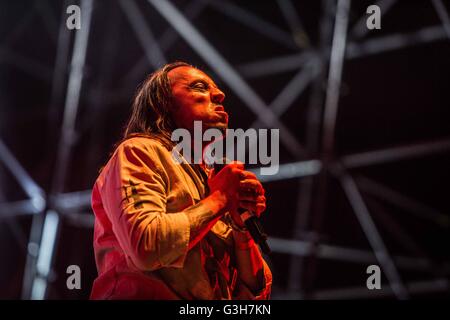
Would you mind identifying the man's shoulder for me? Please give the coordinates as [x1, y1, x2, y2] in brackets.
[118, 135, 172, 154]
[117, 135, 180, 172]
[100, 135, 172, 172]
[96, 135, 174, 184]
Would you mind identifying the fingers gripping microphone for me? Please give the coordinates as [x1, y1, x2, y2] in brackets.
[213, 160, 271, 255]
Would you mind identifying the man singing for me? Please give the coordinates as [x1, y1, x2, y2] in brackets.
[90, 61, 272, 300]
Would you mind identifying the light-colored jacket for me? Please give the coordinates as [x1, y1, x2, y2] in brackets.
[90, 136, 272, 299]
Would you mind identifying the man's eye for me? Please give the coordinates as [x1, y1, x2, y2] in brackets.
[191, 82, 208, 90]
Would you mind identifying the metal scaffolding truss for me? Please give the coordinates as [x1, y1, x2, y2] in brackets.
[1, 0, 449, 299]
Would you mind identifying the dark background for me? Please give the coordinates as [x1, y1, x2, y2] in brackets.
[0, 0, 449, 299]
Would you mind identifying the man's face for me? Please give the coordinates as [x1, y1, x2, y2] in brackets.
[168, 66, 228, 134]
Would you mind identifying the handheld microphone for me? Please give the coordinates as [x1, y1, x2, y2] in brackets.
[213, 159, 271, 255]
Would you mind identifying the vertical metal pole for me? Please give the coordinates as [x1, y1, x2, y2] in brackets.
[45, 0, 73, 163]
[51, 0, 93, 196]
[118, 0, 166, 69]
[322, 0, 350, 156]
[0, 162, 29, 252]
[287, 0, 335, 298]
[84, 3, 119, 185]
[1, 128, 48, 300]
[24, 0, 94, 300]
[301, 0, 351, 298]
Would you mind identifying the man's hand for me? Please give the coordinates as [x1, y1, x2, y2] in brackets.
[232, 170, 266, 228]
[207, 161, 266, 227]
[208, 161, 269, 294]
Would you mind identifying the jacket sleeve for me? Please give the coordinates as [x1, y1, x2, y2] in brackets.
[98, 140, 191, 271]
[233, 259, 273, 300]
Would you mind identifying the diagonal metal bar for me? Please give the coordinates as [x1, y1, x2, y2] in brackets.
[238, 51, 314, 78]
[0, 181, 29, 252]
[0, 200, 42, 218]
[147, 0, 304, 158]
[34, 0, 59, 44]
[356, 176, 450, 228]
[347, 25, 449, 58]
[119, 0, 166, 69]
[0, 6, 52, 81]
[52, 189, 93, 212]
[123, 0, 209, 84]
[0, 189, 92, 217]
[251, 57, 322, 130]
[250, 159, 322, 182]
[237, 25, 448, 78]
[244, 58, 320, 157]
[269, 237, 432, 271]
[364, 196, 430, 258]
[205, 0, 298, 50]
[0, 47, 53, 81]
[310, 278, 448, 300]
[342, 138, 450, 168]
[0, 139, 45, 201]
[432, 0, 450, 40]
[273, 278, 448, 299]
[339, 170, 409, 299]
[100, 0, 209, 109]
[287, 177, 314, 297]
[276, 0, 310, 48]
[270, 60, 321, 116]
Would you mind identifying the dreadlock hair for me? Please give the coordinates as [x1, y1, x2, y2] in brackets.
[122, 61, 193, 148]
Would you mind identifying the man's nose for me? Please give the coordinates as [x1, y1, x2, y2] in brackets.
[211, 87, 225, 104]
